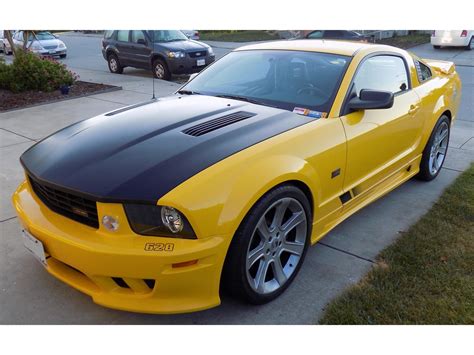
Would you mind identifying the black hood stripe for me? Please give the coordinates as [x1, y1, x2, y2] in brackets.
[20, 95, 318, 204]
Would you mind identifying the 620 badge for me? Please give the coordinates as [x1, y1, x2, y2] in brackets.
[144, 243, 174, 252]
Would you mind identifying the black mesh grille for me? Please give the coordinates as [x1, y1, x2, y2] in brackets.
[29, 176, 99, 228]
[188, 50, 207, 58]
[182, 111, 256, 137]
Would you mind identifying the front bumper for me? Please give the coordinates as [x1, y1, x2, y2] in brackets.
[32, 48, 67, 56]
[12, 180, 228, 314]
[167, 55, 215, 75]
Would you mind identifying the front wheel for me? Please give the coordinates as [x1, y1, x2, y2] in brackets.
[222, 185, 312, 304]
[152, 59, 171, 80]
[60, 54, 67, 58]
[433, 45, 441, 49]
[417, 115, 450, 181]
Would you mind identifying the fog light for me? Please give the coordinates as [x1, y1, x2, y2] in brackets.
[161, 206, 184, 233]
[102, 215, 119, 231]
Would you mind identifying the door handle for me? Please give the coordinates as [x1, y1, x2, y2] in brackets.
[408, 104, 420, 115]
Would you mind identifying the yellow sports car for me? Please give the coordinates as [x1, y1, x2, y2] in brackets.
[12, 40, 461, 314]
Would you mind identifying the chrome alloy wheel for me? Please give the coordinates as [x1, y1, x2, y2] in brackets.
[246, 197, 307, 295]
[109, 57, 118, 72]
[429, 121, 449, 175]
[154, 63, 165, 79]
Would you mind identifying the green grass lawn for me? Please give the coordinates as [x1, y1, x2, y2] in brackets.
[199, 30, 280, 42]
[319, 164, 474, 324]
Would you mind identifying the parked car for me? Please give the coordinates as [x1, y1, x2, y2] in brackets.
[102, 30, 215, 80]
[304, 30, 369, 42]
[1, 30, 13, 54]
[181, 30, 200, 40]
[431, 30, 473, 50]
[14, 40, 460, 314]
[12, 31, 67, 58]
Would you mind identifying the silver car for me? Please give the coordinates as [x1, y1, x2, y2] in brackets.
[12, 31, 67, 58]
[1, 30, 13, 54]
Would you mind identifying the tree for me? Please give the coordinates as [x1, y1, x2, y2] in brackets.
[4, 30, 37, 55]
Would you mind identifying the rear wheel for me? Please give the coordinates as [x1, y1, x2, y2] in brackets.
[107, 53, 123, 74]
[152, 58, 171, 80]
[222, 185, 312, 304]
[417, 115, 450, 181]
[433, 45, 441, 49]
[466, 36, 473, 50]
[60, 54, 67, 58]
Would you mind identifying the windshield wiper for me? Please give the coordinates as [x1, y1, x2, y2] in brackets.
[214, 94, 278, 108]
[177, 90, 201, 95]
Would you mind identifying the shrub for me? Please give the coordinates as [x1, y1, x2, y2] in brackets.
[0, 50, 78, 93]
[0, 59, 14, 90]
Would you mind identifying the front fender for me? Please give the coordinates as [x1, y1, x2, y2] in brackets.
[158, 152, 319, 241]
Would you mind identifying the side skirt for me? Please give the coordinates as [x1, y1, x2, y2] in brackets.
[309, 154, 422, 245]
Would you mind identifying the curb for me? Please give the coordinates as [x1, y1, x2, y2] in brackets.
[0, 84, 122, 114]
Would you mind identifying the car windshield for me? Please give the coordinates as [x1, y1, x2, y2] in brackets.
[147, 30, 188, 42]
[29, 32, 55, 41]
[182, 50, 350, 112]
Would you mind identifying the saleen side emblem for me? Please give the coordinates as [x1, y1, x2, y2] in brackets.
[144, 243, 174, 252]
[331, 168, 341, 178]
[72, 207, 89, 217]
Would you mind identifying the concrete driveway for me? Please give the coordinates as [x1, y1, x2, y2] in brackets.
[0, 40, 472, 324]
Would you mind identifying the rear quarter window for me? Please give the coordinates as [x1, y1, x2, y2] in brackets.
[116, 30, 129, 42]
[104, 30, 114, 39]
[415, 60, 432, 82]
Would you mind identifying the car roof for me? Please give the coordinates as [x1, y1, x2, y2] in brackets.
[235, 39, 393, 57]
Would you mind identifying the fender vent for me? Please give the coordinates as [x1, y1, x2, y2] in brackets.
[182, 111, 256, 137]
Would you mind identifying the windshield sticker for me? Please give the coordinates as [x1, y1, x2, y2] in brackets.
[293, 107, 327, 119]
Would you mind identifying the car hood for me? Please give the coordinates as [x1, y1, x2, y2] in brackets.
[155, 39, 209, 52]
[21, 95, 317, 203]
[33, 39, 63, 47]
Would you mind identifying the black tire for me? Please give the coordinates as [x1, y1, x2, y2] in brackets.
[60, 54, 67, 58]
[417, 115, 450, 181]
[222, 184, 312, 304]
[433, 45, 441, 49]
[465, 37, 473, 50]
[152, 58, 171, 80]
[107, 53, 123, 74]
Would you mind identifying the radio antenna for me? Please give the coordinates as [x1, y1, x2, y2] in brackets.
[152, 29, 156, 100]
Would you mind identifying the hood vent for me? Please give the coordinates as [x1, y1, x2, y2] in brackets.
[182, 111, 256, 137]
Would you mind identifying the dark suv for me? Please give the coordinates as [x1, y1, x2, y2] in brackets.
[102, 30, 215, 80]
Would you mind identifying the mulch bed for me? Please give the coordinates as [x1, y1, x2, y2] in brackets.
[0, 81, 120, 112]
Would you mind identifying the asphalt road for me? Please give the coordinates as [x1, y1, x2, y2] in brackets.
[0, 35, 472, 324]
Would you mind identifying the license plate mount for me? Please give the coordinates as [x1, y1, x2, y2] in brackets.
[22, 229, 47, 267]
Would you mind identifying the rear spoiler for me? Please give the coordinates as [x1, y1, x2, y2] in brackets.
[424, 59, 456, 75]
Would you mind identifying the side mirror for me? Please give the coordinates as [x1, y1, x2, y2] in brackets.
[348, 89, 394, 110]
[188, 73, 198, 82]
[137, 38, 146, 45]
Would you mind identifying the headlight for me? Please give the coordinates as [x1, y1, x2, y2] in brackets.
[58, 42, 66, 49]
[167, 51, 185, 58]
[207, 46, 214, 55]
[124, 204, 196, 239]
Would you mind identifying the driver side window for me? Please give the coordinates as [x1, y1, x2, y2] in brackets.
[353, 55, 409, 96]
[307, 30, 324, 39]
